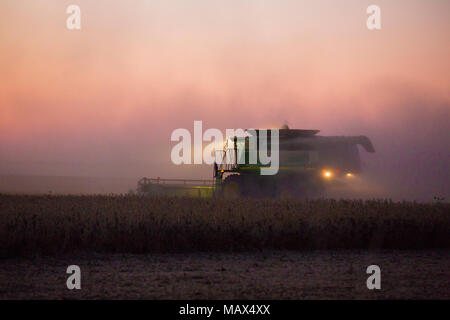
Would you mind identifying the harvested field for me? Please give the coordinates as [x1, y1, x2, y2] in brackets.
[0, 250, 449, 299]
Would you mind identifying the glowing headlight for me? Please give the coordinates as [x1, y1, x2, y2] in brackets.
[346, 173, 354, 177]
[322, 170, 333, 178]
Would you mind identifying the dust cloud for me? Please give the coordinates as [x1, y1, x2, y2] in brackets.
[1, 81, 448, 201]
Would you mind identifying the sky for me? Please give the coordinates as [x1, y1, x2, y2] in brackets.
[0, 0, 449, 200]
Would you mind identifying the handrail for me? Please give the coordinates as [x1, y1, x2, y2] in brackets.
[215, 148, 238, 171]
[138, 177, 215, 186]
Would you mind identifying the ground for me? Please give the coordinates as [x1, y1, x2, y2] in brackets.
[0, 250, 448, 299]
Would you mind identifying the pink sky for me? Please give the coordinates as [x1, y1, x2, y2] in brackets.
[0, 0, 449, 198]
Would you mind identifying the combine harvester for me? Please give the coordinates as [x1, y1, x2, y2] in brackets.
[137, 126, 375, 198]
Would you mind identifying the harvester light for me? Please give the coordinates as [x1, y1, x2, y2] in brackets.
[322, 170, 333, 178]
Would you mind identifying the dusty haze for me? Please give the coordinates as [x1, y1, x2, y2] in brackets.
[0, 0, 449, 201]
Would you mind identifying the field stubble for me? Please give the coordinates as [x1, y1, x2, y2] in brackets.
[1, 250, 449, 299]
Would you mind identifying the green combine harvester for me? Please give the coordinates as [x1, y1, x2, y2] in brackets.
[137, 126, 375, 198]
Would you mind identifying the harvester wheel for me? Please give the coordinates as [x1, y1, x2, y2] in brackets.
[222, 174, 243, 198]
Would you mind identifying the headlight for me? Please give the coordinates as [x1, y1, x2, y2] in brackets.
[346, 173, 354, 177]
[322, 170, 333, 178]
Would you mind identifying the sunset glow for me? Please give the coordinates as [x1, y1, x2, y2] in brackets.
[0, 0, 449, 199]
